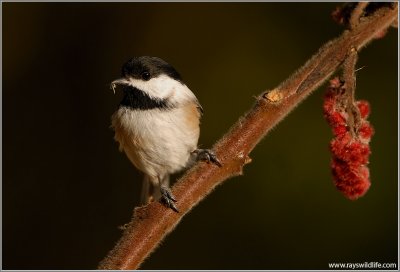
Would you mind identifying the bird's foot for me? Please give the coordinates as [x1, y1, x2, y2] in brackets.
[160, 186, 179, 213]
[192, 149, 222, 167]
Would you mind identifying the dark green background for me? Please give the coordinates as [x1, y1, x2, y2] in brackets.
[2, 3, 398, 270]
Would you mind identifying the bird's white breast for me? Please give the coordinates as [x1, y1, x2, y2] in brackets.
[112, 104, 200, 179]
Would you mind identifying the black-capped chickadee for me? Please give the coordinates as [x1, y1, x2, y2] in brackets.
[110, 56, 221, 212]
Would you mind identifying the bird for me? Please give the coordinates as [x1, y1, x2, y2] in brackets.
[110, 56, 221, 212]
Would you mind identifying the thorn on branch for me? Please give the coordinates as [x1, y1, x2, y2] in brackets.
[391, 17, 398, 28]
[244, 156, 252, 165]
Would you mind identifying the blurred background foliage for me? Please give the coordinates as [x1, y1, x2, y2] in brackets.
[2, 2, 398, 270]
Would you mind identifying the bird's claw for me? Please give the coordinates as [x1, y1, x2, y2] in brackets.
[193, 149, 222, 167]
[160, 186, 179, 213]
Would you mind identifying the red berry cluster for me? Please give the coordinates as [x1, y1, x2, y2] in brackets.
[323, 77, 374, 200]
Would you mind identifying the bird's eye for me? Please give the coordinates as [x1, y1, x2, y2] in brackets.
[141, 71, 151, 81]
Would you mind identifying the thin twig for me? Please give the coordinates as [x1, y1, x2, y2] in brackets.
[99, 4, 397, 270]
[343, 48, 360, 136]
[350, 2, 369, 29]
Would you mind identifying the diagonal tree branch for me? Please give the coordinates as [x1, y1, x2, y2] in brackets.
[99, 3, 397, 270]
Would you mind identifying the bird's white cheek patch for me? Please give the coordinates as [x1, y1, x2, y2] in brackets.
[128, 75, 197, 105]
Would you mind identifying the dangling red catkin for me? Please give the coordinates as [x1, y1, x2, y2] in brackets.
[323, 77, 374, 200]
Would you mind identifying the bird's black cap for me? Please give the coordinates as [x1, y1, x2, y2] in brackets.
[121, 56, 182, 82]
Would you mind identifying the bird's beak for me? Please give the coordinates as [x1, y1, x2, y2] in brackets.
[110, 78, 130, 94]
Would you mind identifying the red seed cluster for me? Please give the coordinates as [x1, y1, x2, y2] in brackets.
[323, 78, 374, 200]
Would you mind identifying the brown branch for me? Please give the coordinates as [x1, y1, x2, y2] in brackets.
[99, 3, 397, 270]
